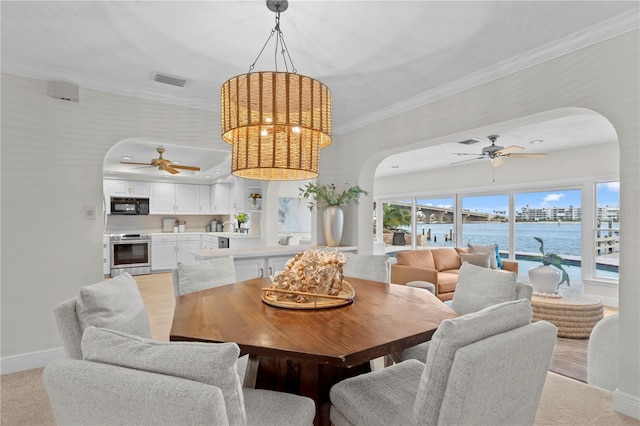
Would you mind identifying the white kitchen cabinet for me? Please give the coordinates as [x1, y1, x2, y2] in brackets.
[202, 235, 218, 250]
[177, 234, 201, 264]
[234, 254, 293, 281]
[229, 178, 245, 213]
[198, 185, 211, 214]
[211, 183, 231, 214]
[266, 255, 291, 278]
[103, 236, 110, 275]
[234, 258, 267, 281]
[151, 234, 202, 271]
[108, 180, 150, 198]
[150, 183, 210, 215]
[151, 235, 179, 271]
[175, 184, 200, 214]
[150, 182, 176, 214]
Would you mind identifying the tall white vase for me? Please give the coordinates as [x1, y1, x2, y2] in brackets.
[528, 265, 561, 294]
[323, 205, 344, 247]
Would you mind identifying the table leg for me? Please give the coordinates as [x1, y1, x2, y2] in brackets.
[242, 354, 260, 388]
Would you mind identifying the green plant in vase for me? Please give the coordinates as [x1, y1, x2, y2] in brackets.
[299, 182, 368, 247]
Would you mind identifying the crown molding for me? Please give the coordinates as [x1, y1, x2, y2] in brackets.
[336, 10, 640, 135]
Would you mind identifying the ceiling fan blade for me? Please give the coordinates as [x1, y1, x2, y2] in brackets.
[496, 145, 524, 155]
[164, 167, 180, 174]
[450, 156, 485, 165]
[506, 153, 548, 158]
[172, 165, 201, 171]
[452, 152, 484, 156]
[491, 157, 505, 167]
[120, 161, 153, 166]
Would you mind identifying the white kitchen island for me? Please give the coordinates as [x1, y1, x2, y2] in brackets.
[192, 245, 357, 281]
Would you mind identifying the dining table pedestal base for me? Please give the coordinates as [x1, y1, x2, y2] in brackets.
[244, 354, 371, 426]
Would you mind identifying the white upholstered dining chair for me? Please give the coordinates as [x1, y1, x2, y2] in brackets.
[342, 253, 390, 283]
[172, 255, 236, 297]
[44, 326, 315, 426]
[402, 262, 533, 362]
[329, 299, 557, 426]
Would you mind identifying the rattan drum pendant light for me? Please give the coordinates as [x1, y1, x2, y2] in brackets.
[221, 0, 332, 180]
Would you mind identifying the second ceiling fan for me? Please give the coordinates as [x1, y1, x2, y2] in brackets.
[120, 147, 201, 175]
[452, 135, 547, 167]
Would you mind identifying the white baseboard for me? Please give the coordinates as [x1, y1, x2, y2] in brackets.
[1, 347, 65, 375]
[589, 294, 619, 308]
[614, 389, 640, 420]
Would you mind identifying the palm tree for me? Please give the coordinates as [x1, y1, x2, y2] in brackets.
[383, 203, 412, 232]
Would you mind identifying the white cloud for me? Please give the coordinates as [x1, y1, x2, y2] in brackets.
[541, 193, 565, 206]
[606, 182, 620, 193]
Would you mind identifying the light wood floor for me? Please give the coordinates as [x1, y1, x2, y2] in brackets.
[134, 273, 618, 383]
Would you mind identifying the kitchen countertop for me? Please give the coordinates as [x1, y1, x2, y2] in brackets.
[106, 232, 259, 239]
[193, 245, 357, 260]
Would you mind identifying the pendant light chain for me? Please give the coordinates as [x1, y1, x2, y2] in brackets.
[248, 5, 297, 74]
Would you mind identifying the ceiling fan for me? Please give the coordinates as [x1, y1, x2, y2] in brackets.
[451, 135, 547, 168]
[120, 147, 201, 175]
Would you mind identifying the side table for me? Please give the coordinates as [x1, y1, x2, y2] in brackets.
[531, 292, 604, 339]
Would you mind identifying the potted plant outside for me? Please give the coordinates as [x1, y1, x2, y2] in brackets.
[299, 183, 368, 247]
[382, 203, 412, 245]
[528, 236, 571, 294]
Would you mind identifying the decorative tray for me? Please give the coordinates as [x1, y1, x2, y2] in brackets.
[261, 281, 355, 310]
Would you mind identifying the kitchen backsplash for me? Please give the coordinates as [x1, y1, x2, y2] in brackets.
[106, 213, 261, 235]
[106, 215, 226, 234]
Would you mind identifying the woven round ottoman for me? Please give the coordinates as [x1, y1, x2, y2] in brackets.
[531, 292, 604, 339]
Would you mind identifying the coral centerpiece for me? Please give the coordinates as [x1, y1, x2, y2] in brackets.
[267, 249, 347, 303]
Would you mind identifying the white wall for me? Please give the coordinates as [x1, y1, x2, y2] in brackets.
[326, 31, 640, 418]
[1, 74, 221, 359]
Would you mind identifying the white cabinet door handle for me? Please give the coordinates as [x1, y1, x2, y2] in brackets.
[259, 268, 264, 278]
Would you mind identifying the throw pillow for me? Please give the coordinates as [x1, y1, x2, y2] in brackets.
[412, 299, 532, 424]
[76, 273, 151, 339]
[459, 252, 491, 268]
[467, 243, 498, 269]
[81, 326, 246, 425]
[451, 262, 517, 315]
[176, 256, 236, 296]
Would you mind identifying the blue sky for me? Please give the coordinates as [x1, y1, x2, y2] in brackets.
[415, 182, 619, 213]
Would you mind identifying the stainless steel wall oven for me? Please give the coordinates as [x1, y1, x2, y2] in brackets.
[110, 234, 151, 277]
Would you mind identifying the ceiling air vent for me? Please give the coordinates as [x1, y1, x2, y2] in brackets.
[457, 137, 483, 145]
[152, 72, 188, 88]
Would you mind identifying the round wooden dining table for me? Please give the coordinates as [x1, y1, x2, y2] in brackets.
[170, 276, 457, 426]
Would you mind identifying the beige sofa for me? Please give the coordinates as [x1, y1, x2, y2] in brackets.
[390, 247, 519, 301]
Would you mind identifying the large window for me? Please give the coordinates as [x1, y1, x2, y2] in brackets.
[415, 197, 455, 248]
[461, 194, 510, 252]
[515, 189, 582, 284]
[377, 180, 619, 285]
[595, 181, 620, 280]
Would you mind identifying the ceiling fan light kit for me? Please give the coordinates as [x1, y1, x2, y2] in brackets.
[451, 134, 547, 168]
[220, 0, 332, 181]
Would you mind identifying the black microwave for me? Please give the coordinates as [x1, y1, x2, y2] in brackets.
[110, 197, 150, 215]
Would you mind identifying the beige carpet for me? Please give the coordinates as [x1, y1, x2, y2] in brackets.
[1, 368, 638, 425]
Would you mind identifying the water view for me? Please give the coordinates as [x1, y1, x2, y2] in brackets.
[395, 221, 619, 281]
